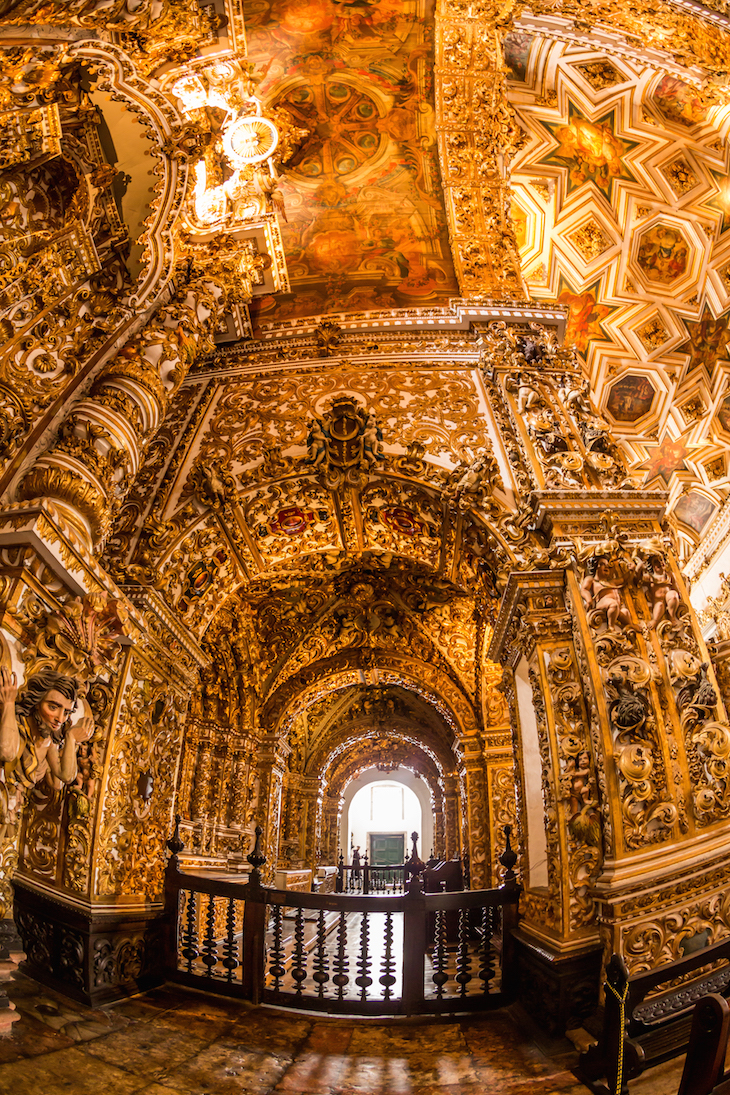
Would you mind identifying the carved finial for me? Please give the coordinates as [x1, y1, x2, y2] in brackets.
[247, 824, 267, 884]
[499, 824, 518, 884]
[167, 814, 184, 858]
[406, 830, 425, 880]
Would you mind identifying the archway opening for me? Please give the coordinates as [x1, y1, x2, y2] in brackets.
[343, 769, 427, 864]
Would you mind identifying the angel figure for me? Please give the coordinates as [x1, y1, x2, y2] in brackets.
[633, 541, 682, 629]
[306, 417, 328, 467]
[580, 553, 632, 630]
[506, 373, 542, 414]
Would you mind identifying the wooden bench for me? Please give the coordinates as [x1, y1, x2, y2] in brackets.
[579, 939, 730, 1094]
[676, 994, 730, 1095]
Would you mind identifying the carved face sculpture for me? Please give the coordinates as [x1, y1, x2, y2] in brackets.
[37, 688, 75, 737]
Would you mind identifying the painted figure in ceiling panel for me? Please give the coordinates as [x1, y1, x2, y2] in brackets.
[243, 0, 457, 329]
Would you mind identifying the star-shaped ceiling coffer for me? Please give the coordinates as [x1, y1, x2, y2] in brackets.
[504, 27, 730, 559]
[537, 102, 640, 202]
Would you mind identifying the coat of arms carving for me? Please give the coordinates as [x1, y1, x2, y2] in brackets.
[306, 396, 383, 490]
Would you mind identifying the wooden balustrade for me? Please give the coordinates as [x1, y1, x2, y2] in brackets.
[163, 821, 521, 1017]
[336, 855, 406, 894]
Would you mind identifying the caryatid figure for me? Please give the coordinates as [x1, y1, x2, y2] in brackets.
[0, 667, 94, 838]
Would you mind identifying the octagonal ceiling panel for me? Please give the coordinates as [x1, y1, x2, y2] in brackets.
[606, 373, 657, 425]
[630, 217, 705, 298]
[505, 20, 730, 561]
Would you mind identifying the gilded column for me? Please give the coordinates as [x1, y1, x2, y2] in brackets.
[255, 736, 290, 882]
[228, 748, 252, 829]
[190, 735, 213, 821]
[177, 717, 201, 820]
[320, 792, 340, 864]
[432, 795, 445, 859]
[483, 322, 730, 1030]
[19, 276, 226, 547]
[300, 777, 321, 870]
[459, 734, 490, 890]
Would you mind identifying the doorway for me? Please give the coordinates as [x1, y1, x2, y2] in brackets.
[369, 832, 405, 865]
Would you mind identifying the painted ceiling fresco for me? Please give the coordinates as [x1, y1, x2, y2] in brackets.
[503, 24, 730, 561]
[243, 0, 457, 329]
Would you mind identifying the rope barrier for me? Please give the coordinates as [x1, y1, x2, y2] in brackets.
[606, 977, 629, 1095]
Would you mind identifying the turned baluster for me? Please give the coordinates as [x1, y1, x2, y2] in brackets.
[221, 897, 239, 983]
[291, 908, 307, 996]
[478, 905, 496, 994]
[268, 904, 286, 991]
[380, 911, 396, 1001]
[201, 894, 219, 977]
[455, 907, 472, 997]
[332, 911, 350, 1001]
[180, 891, 199, 973]
[355, 913, 373, 1001]
[432, 909, 449, 1000]
[312, 909, 329, 999]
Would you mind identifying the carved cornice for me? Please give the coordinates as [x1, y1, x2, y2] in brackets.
[487, 568, 567, 664]
[120, 584, 208, 673]
[530, 490, 669, 539]
[0, 500, 120, 597]
[211, 299, 566, 365]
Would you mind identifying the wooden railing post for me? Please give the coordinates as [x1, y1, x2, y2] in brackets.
[162, 815, 185, 978]
[498, 825, 522, 1001]
[241, 825, 267, 1005]
[336, 850, 344, 893]
[402, 876, 426, 1014]
[363, 852, 370, 895]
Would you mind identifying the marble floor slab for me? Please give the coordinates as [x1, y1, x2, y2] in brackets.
[0, 971, 696, 1094]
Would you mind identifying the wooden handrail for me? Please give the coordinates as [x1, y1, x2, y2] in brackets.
[167, 860, 519, 913]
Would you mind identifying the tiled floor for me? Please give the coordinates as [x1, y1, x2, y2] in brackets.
[0, 970, 691, 1094]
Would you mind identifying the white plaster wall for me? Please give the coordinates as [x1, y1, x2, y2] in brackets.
[515, 656, 549, 888]
[340, 768, 431, 862]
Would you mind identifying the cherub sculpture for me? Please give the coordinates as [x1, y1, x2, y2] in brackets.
[632, 540, 682, 629]
[579, 553, 632, 631]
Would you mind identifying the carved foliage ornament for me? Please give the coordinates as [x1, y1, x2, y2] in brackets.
[20, 592, 130, 683]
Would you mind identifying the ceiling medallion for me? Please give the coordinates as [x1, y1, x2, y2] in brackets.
[222, 116, 279, 166]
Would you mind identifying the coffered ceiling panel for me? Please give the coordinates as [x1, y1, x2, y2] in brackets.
[505, 21, 730, 561]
